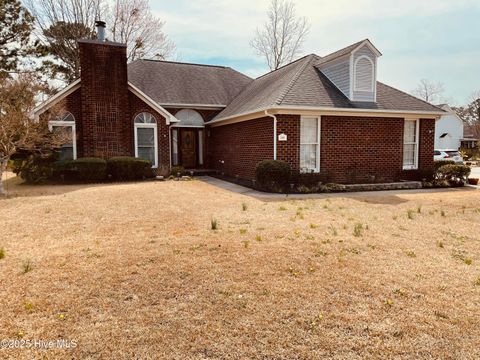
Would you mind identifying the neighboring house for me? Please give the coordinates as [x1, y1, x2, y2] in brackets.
[34, 22, 445, 185]
[434, 104, 464, 150]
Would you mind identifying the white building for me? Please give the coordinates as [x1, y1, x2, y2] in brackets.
[435, 104, 464, 150]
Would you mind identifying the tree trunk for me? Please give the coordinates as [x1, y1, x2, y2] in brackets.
[0, 158, 8, 196]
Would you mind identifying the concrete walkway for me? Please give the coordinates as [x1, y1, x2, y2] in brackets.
[199, 176, 477, 202]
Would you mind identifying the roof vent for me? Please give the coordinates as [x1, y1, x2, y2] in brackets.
[95, 20, 106, 41]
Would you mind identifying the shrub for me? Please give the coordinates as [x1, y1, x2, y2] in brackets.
[107, 157, 154, 181]
[170, 166, 185, 177]
[436, 164, 471, 186]
[71, 158, 107, 182]
[12, 154, 57, 184]
[255, 160, 291, 192]
[433, 160, 455, 171]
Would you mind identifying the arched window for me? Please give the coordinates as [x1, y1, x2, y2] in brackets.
[353, 55, 374, 92]
[174, 109, 204, 127]
[49, 112, 76, 160]
[134, 112, 158, 168]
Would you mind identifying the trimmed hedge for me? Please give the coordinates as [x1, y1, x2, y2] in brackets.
[52, 158, 107, 182]
[255, 160, 291, 192]
[107, 156, 154, 181]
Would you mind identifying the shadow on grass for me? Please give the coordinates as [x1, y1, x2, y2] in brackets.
[0, 172, 148, 199]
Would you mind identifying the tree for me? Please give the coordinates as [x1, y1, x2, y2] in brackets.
[0, 0, 35, 77]
[40, 22, 95, 83]
[411, 79, 445, 104]
[0, 75, 65, 195]
[108, 0, 175, 62]
[25, 0, 175, 83]
[250, 0, 310, 71]
[454, 91, 480, 139]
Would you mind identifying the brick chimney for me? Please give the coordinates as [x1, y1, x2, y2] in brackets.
[78, 21, 131, 158]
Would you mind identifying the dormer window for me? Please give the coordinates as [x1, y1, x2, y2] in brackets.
[317, 39, 381, 103]
[353, 55, 374, 92]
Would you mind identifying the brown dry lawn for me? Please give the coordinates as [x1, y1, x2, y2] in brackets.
[1, 172, 480, 359]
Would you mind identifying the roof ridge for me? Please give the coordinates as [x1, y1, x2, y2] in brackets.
[136, 58, 229, 69]
[254, 54, 316, 81]
[275, 55, 316, 105]
[378, 81, 445, 112]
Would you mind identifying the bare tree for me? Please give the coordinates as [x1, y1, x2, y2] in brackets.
[412, 79, 445, 104]
[251, 0, 310, 71]
[24, 0, 174, 83]
[108, 0, 175, 62]
[0, 75, 65, 195]
[454, 90, 480, 139]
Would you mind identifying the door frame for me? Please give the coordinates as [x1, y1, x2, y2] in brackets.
[171, 127, 205, 169]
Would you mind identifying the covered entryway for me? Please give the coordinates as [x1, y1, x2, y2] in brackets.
[171, 109, 205, 169]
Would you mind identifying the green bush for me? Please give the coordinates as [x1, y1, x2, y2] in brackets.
[170, 165, 185, 177]
[436, 164, 471, 186]
[12, 154, 56, 184]
[107, 156, 154, 181]
[72, 158, 107, 182]
[255, 160, 291, 192]
[433, 160, 455, 171]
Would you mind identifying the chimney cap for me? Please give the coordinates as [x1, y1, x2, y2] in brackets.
[95, 20, 106, 28]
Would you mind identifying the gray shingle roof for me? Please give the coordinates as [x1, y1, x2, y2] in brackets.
[214, 52, 443, 121]
[127, 59, 252, 106]
[127, 43, 443, 121]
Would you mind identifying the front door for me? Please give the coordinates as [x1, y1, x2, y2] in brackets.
[180, 129, 196, 168]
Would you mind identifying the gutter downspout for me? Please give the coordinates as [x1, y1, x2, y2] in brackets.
[265, 110, 277, 160]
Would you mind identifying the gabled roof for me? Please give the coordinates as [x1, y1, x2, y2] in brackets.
[315, 39, 382, 67]
[213, 52, 443, 122]
[33, 79, 177, 125]
[127, 59, 252, 107]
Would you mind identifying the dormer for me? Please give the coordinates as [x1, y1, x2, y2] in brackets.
[317, 39, 382, 103]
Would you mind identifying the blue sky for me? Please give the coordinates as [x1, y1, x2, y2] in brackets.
[152, 0, 480, 106]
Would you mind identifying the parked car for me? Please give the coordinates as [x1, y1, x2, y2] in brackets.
[434, 149, 464, 164]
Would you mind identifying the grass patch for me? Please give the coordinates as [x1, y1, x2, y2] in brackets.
[0, 247, 4, 260]
[310, 223, 318, 229]
[353, 223, 364, 237]
[242, 202, 248, 211]
[211, 218, 218, 230]
[239, 228, 247, 235]
[255, 235, 262, 242]
[278, 206, 287, 211]
[407, 209, 415, 220]
[404, 250, 416, 258]
[22, 259, 33, 274]
[329, 224, 338, 236]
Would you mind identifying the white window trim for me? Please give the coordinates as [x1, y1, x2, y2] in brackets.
[134, 122, 158, 168]
[48, 120, 77, 160]
[300, 116, 321, 173]
[353, 55, 375, 92]
[403, 119, 420, 170]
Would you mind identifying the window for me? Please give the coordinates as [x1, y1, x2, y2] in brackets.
[134, 112, 158, 168]
[300, 117, 321, 173]
[403, 119, 419, 170]
[354, 55, 374, 92]
[49, 112, 76, 160]
[171, 128, 179, 166]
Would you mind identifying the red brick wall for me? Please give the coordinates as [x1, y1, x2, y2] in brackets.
[79, 41, 130, 158]
[210, 114, 436, 183]
[208, 117, 274, 179]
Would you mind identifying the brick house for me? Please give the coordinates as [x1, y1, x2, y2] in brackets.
[34, 23, 444, 185]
